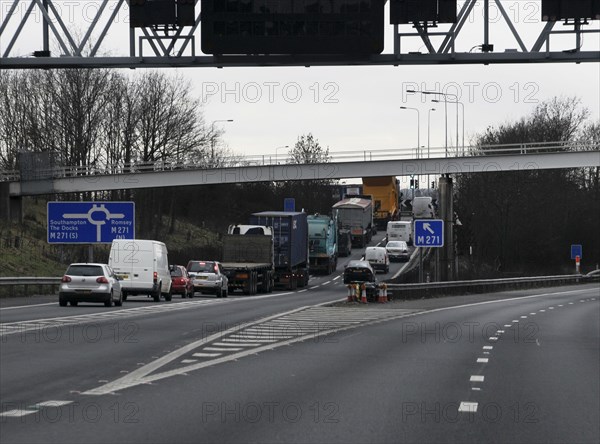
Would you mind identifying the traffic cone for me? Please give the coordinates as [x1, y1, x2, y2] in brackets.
[347, 285, 354, 303]
[378, 285, 385, 303]
[360, 283, 367, 304]
[383, 284, 389, 303]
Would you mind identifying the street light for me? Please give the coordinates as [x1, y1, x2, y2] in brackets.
[210, 119, 233, 165]
[407, 89, 459, 157]
[433, 98, 464, 156]
[275, 145, 289, 164]
[427, 108, 436, 189]
[400, 106, 420, 158]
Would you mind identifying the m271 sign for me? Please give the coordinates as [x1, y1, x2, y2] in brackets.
[47, 202, 135, 244]
[414, 219, 444, 247]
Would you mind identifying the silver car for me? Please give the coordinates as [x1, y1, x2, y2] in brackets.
[59, 263, 123, 307]
[186, 260, 229, 298]
[386, 241, 410, 262]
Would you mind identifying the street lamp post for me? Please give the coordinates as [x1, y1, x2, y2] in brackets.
[210, 119, 233, 165]
[427, 107, 436, 189]
[399, 106, 420, 158]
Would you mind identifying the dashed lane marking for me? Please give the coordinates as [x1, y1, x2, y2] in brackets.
[477, 358, 489, 363]
[483, 346, 493, 350]
[470, 376, 485, 382]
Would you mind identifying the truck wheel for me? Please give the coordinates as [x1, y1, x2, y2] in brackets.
[122, 291, 128, 301]
[164, 290, 172, 302]
[153, 283, 161, 302]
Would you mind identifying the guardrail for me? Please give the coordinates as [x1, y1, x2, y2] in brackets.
[0, 277, 61, 297]
[2, 140, 599, 182]
[386, 273, 599, 300]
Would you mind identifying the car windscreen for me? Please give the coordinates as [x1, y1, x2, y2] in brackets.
[188, 262, 215, 273]
[66, 265, 104, 276]
[345, 267, 374, 281]
[170, 268, 183, 277]
[386, 242, 404, 248]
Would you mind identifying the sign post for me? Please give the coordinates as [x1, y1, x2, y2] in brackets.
[571, 244, 582, 274]
[414, 219, 444, 283]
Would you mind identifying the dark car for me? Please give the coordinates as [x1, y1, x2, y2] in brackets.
[338, 229, 352, 257]
[343, 260, 378, 301]
[169, 265, 193, 298]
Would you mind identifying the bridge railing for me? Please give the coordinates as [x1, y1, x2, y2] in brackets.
[2, 141, 599, 182]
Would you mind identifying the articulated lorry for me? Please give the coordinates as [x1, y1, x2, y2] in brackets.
[332, 196, 374, 248]
[221, 225, 275, 295]
[307, 214, 338, 275]
[362, 176, 400, 230]
[249, 211, 309, 290]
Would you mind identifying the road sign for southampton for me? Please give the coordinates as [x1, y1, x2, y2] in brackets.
[414, 219, 444, 247]
[47, 202, 135, 244]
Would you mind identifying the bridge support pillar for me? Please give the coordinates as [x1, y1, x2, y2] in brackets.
[439, 175, 454, 281]
[0, 183, 23, 223]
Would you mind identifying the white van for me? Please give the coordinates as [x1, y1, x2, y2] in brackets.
[387, 221, 413, 245]
[108, 239, 172, 302]
[412, 196, 435, 219]
[364, 246, 390, 274]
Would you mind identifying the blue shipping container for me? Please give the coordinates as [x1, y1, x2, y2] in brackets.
[249, 212, 308, 271]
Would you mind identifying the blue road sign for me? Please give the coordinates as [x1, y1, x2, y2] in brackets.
[414, 219, 444, 247]
[284, 198, 296, 212]
[571, 244, 582, 260]
[47, 202, 135, 244]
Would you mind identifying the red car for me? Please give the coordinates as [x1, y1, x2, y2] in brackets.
[169, 265, 193, 298]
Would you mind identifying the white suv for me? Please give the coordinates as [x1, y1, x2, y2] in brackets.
[187, 260, 229, 298]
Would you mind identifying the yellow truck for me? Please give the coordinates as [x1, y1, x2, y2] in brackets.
[362, 177, 400, 230]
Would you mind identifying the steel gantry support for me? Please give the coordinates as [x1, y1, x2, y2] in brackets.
[0, 0, 599, 68]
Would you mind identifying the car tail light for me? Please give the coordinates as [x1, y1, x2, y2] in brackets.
[61, 275, 71, 283]
[214, 264, 219, 273]
[153, 271, 158, 283]
[96, 276, 109, 284]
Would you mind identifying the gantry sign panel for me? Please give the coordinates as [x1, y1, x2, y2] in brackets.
[542, 0, 600, 21]
[200, 0, 385, 55]
[389, 0, 457, 24]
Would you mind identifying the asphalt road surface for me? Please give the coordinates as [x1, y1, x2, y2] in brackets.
[1, 238, 598, 443]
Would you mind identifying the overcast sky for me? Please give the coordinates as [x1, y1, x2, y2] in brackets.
[1, 0, 599, 158]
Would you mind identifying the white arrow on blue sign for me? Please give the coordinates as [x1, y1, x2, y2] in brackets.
[47, 202, 135, 244]
[414, 219, 444, 247]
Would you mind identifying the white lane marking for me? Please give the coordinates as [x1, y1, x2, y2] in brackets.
[471, 388, 481, 391]
[33, 400, 73, 407]
[520, 316, 528, 319]
[192, 352, 221, 358]
[298, 289, 308, 293]
[549, 307, 555, 310]
[181, 359, 197, 364]
[558, 304, 563, 307]
[488, 337, 498, 341]
[0, 302, 58, 311]
[512, 320, 519, 323]
[458, 402, 478, 413]
[529, 313, 536, 315]
[470, 375, 485, 382]
[0, 409, 38, 417]
[496, 330, 505, 334]
[477, 358, 489, 363]
[504, 324, 512, 328]
[333, 276, 341, 281]
[483, 346, 493, 350]
[204, 347, 244, 352]
[569, 302, 574, 305]
[84, 287, 594, 395]
[540, 309, 546, 312]
[221, 338, 277, 344]
[212, 342, 263, 347]
[483, 352, 490, 355]
[323, 281, 331, 285]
